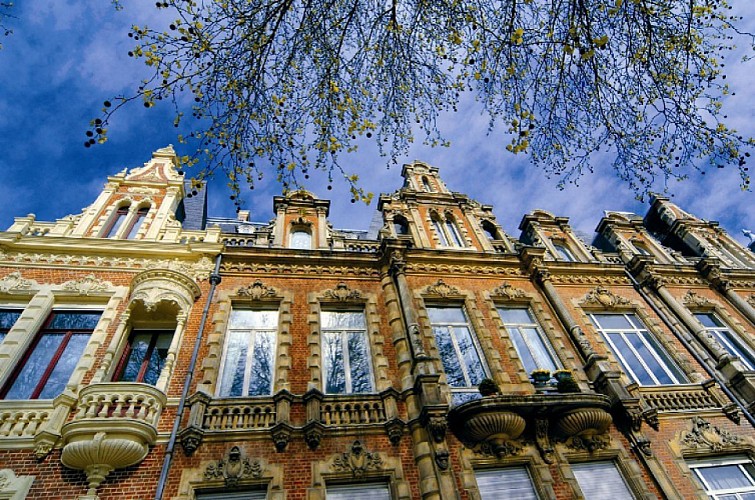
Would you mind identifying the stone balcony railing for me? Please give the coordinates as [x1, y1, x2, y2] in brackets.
[179, 389, 404, 455]
[0, 401, 52, 440]
[633, 381, 739, 426]
[60, 383, 167, 499]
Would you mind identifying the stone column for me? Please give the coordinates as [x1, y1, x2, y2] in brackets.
[698, 258, 755, 325]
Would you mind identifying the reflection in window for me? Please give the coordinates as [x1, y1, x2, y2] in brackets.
[326, 482, 391, 500]
[428, 306, 487, 402]
[687, 455, 755, 499]
[445, 218, 464, 247]
[219, 310, 278, 397]
[2, 311, 101, 400]
[633, 242, 652, 257]
[290, 229, 312, 249]
[104, 205, 129, 238]
[498, 307, 558, 374]
[432, 216, 449, 246]
[572, 461, 634, 499]
[0, 308, 22, 344]
[125, 206, 149, 239]
[321, 311, 373, 394]
[553, 243, 575, 262]
[476, 467, 539, 500]
[695, 313, 755, 370]
[115, 330, 172, 385]
[590, 313, 686, 386]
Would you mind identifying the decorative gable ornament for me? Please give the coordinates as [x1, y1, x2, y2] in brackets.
[62, 275, 112, 295]
[682, 291, 711, 308]
[0, 272, 37, 294]
[580, 287, 631, 309]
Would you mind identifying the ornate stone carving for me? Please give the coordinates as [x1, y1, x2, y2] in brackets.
[303, 421, 325, 450]
[434, 449, 450, 470]
[476, 439, 523, 459]
[682, 290, 712, 308]
[332, 441, 383, 479]
[271, 423, 293, 452]
[0, 272, 36, 293]
[203, 446, 262, 487]
[237, 280, 279, 300]
[581, 287, 631, 309]
[681, 416, 742, 452]
[389, 250, 406, 276]
[426, 416, 448, 443]
[424, 279, 461, 297]
[564, 433, 610, 452]
[384, 418, 404, 445]
[748, 294, 755, 308]
[535, 418, 554, 464]
[490, 283, 528, 301]
[130, 268, 201, 314]
[549, 275, 630, 285]
[633, 436, 653, 457]
[322, 282, 363, 302]
[62, 274, 112, 295]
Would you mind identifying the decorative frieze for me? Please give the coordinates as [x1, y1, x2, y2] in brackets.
[222, 261, 380, 277]
[62, 274, 112, 295]
[548, 274, 629, 285]
[0, 272, 37, 294]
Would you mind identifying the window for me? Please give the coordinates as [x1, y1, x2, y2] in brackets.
[445, 218, 464, 247]
[481, 220, 499, 241]
[498, 307, 559, 374]
[1, 310, 101, 400]
[427, 306, 487, 401]
[104, 205, 129, 238]
[695, 313, 755, 370]
[0, 308, 22, 344]
[114, 330, 172, 385]
[290, 229, 312, 249]
[688, 455, 755, 499]
[321, 311, 373, 394]
[431, 216, 450, 246]
[421, 176, 433, 192]
[218, 310, 278, 397]
[572, 461, 635, 499]
[393, 215, 409, 236]
[327, 482, 391, 500]
[553, 243, 575, 262]
[124, 206, 149, 239]
[590, 313, 685, 385]
[197, 490, 267, 500]
[476, 467, 539, 500]
[632, 242, 652, 256]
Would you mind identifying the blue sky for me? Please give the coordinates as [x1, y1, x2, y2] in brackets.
[0, 1, 752, 244]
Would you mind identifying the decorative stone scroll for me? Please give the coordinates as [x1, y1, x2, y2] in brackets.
[331, 440, 383, 479]
[682, 291, 712, 308]
[490, 282, 529, 301]
[680, 416, 743, 453]
[130, 268, 201, 314]
[62, 274, 112, 295]
[0, 272, 37, 294]
[204, 446, 263, 487]
[423, 279, 462, 298]
[322, 282, 363, 302]
[237, 280, 279, 300]
[580, 286, 631, 309]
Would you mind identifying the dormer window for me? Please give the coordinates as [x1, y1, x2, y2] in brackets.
[104, 205, 130, 238]
[393, 215, 409, 236]
[125, 206, 149, 239]
[422, 176, 433, 192]
[552, 242, 575, 262]
[290, 229, 312, 249]
[445, 217, 464, 247]
[482, 221, 500, 241]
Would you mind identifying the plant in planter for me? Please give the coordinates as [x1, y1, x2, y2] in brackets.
[530, 369, 551, 388]
[478, 378, 501, 397]
[553, 369, 580, 393]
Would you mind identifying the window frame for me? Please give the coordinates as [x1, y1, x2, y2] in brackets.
[571, 460, 636, 499]
[217, 308, 279, 398]
[113, 329, 174, 385]
[590, 312, 686, 386]
[497, 306, 560, 374]
[694, 312, 755, 370]
[289, 228, 313, 249]
[552, 242, 576, 262]
[1, 309, 101, 400]
[0, 307, 22, 344]
[687, 455, 755, 499]
[326, 481, 392, 500]
[475, 466, 540, 500]
[320, 309, 374, 395]
[103, 204, 130, 238]
[124, 205, 150, 239]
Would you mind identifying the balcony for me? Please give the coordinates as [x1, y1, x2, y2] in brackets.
[60, 383, 166, 498]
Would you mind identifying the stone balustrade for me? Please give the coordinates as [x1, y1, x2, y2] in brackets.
[0, 404, 51, 438]
[639, 383, 722, 413]
[320, 397, 386, 425]
[202, 400, 276, 431]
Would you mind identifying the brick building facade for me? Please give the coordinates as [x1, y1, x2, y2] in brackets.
[0, 147, 753, 499]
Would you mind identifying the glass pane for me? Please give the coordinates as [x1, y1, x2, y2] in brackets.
[144, 332, 171, 385]
[446, 220, 463, 246]
[5, 334, 64, 399]
[219, 329, 248, 397]
[455, 326, 485, 385]
[427, 307, 466, 324]
[348, 331, 373, 393]
[695, 313, 719, 328]
[106, 209, 128, 237]
[39, 333, 89, 399]
[476, 467, 539, 500]
[626, 333, 674, 385]
[323, 332, 346, 393]
[698, 465, 753, 490]
[433, 219, 449, 246]
[119, 334, 151, 383]
[641, 332, 684, 383]
[290, 230, 312, 249]
[322, 311, 365, 329]
[229, 310, 278, 329]
[608, 333, 654, 385]
[522, 328, 558, 371]
[327, 482, 391, 500]
[0, 310, 21, 330]
[593, 314, 632, 330]
[498, 307, 533, 325]
[433, 326, 465, 387]
[572, 462, 634, 500]
[554, 244, 574, 261]
[248, 330, 275, 396]
[125, 209, 148, 239]
[510, 327, 538, 373]
[48, 312, 101, 330]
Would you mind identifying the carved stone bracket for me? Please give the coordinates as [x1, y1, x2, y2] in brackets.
[697, 258, 732, 292]
[419, 406, 448, 443]
[303, 421, 325, 450]
[534, 418, 554, 464]
[384, 418, 404, 446]
[434, 449, 450, 470]
[203, 446, 262, 487]
[270, 422, 294, 453]
[331, 440, 383, 479]
[580, 286, 631, 309]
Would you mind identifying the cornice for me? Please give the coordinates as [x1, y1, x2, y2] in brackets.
[0, 234, 222, 257]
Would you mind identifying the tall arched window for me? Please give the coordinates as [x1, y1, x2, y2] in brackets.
[290, 229, 312, 249]
[421, 176, 433, 192]
[393, 215, 409, 236]
[482, 220, 499, 241]
[103, 204, 130, 238]
[445, 216, 464, 247]
[431, 214, 449, 246]
[125, 206, 149, 239]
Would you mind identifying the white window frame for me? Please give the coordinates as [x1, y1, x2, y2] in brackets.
[590, 313, 686, 386]
[321, 310, 374, 394]
[217, 309, 278, 398]
[695, 313, 755, 370]
[498, 306, 559, 374]
[687, 455, 755, 499]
